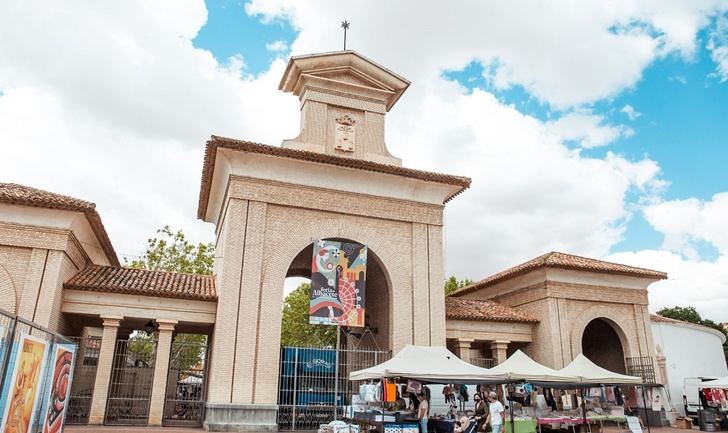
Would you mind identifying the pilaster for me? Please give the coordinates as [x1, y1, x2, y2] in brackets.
[454, 338, 474, 363]
[88, 316, 122, 425]
[149, 320, 177, 426]
[490, 340, 510, 365]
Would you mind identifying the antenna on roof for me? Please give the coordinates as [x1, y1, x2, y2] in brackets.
[341, 20, 350, 50]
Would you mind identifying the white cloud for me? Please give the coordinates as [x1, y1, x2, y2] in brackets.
[644, 193, 728, 259]
[247, 0, 728, 109]
[546, 111, 633, 148]
[0, 0, 726, 322]
[707, 13, 728, 82]
[606, 193, 728, 322]
[266, 40, 289, 52]
[620, 104, 642, 120]
[606, 250, 728, 322]
[0, 0, 299, 260]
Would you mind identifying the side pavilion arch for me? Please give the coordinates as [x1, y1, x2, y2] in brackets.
[196, 51, 470, 431]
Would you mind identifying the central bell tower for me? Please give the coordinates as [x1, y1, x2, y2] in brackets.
[279, 51, 409, 166]
[199, 50, 469, 432]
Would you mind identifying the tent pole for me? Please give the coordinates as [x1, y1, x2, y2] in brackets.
[581, 387, 587, 431]
[641, 385, 651, 433]
[509, 383, 515, 433]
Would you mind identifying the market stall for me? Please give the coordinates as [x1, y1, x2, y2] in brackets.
[346, 345, 507, 433]
[697, 376, 728, 431]
[559, 354, 644, 433]
[487, 351, 581, 433]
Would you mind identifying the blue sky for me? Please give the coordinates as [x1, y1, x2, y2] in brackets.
[3, 0, 727, 317]
[193, 2, 728, 259]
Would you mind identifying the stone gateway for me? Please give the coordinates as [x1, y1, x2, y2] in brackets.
[0, 50, 709, 432]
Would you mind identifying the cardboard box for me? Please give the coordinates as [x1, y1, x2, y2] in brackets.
[675, 417, 693, 429]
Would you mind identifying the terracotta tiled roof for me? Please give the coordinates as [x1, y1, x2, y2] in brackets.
[0, 183, 119, 266]
[451, 251, 667, 297]
[649, 314, 685, 324]
[64, 265, 217, 301]
[197, 135, 472, 219]
[445, 297, 539, 323]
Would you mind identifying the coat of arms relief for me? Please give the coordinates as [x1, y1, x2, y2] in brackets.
[334, 114, 356, 152]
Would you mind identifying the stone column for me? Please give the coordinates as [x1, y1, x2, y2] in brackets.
[89, 316, 122, 425]
[490, 340, 510, 365]
[149, 320, 177, 426]
[454, 338, 474, 363]
[656, 346, 670, 399]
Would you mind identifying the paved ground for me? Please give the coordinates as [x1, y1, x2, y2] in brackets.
[64, 425, 696, 433]
[65, 426, 202, 432]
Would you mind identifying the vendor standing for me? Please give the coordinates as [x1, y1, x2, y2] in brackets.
[486, 392, 504, 433]
[473, 393, 487, 431]
[418, 393, 429, 433]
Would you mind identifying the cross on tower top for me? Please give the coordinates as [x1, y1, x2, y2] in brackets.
[341, 20, 350, 50]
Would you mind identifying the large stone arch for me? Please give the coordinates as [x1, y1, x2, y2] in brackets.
[252, 206, 418, 404]
[284, 236, 394, 351]
[570, 304, 634, 361]
[0, 264, 17, 314]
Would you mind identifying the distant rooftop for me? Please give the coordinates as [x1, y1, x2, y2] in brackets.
[65, 265, 216, 301]
[451, 251, 667, 297]
[0, 182, 119, 265]
[445, 297, 539, 323]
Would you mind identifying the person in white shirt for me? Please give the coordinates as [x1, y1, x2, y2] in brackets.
[486, 391, 505, 433]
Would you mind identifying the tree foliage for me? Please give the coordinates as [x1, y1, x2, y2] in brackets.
[280, 282, 337, 347]
[125, 226, 212, 368]
[125, 225, 214, 275]
[444, 275, 474, 295]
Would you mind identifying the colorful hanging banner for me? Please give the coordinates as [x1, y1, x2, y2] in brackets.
[0, 333, 49, 433]
[42, 344, 77, 433]
[309, 240, 367, 327]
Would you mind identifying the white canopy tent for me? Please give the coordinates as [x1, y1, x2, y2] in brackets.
[703, 376, 728, 388]
[559, 353, 643, 385]
[488, 350, 579, 383]
[348, 345, 508, 383]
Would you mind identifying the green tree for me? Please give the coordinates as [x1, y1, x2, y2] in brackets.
[125, 225, 214, 275]
[444, 275, 474, 295]
[656, 306, 702, 324]
[125, 226, 213, 367]
[658, 306, 728, 364]
[280, 282, 337, 347]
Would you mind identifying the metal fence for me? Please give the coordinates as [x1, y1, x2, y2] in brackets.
[65, 336, 102, 424]
[104, 336, 157, 425]
[470, 358, 496, 369]
[0, 307, 77, 433]
[163, 335, 209, 427]
[277, 346, 390, 431]
[626, 356, 657, 384]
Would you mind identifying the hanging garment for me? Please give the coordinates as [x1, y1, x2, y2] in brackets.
[614, 387, 624, 406]
[605, 387, 615, 402]
[627, 388, 638, 408]
[383, 379, 397, 403]
[407, 379, 422, 394]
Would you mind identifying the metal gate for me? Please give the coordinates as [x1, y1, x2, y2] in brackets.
[65, 336, 102, 424]
[277, 347, 390, 431]
[105, 337, 157, 425]
[163, 335, 209, 427]
[626, 356, 657, 384]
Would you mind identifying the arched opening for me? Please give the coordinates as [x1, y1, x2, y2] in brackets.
[277, 239, 392, 430]
[282, 238, 391, 352]
[581, 318, 626, 374]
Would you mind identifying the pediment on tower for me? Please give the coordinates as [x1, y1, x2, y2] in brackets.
[279, 51, 410, 165]
[279, 51, 410, 111]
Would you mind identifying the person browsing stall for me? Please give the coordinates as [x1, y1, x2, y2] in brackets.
[473, 393, 487, 431]
[418, 393, 429, 433]
[486, 392, 504, 433]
